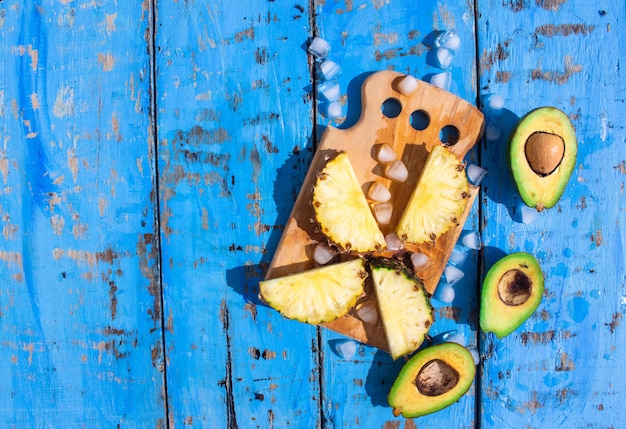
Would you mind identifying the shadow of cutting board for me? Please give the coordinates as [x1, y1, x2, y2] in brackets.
[265, 70, 484, 350]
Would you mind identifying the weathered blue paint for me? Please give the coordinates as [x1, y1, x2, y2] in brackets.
[477, 0, 626, 427]
[0, 0, 165, 428]
[1, 0, 625, 427]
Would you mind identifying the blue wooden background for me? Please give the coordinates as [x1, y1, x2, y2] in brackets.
[1, 0, 624, 428]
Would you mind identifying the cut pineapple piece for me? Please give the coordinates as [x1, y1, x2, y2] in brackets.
[313, 152, 386, 253]
[259, 258, 367, 325]
[370, 257, 433, 360]
[396, 145, 469, 244]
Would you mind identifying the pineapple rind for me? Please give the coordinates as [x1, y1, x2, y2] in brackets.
[396, 145, 469, 244]
[370, 258, 433, 360]
[259, 258, 367, 325]
[313, 152, 386, 253]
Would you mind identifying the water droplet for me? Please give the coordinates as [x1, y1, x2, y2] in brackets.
[567, 297, 589, 323]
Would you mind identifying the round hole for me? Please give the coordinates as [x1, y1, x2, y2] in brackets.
[410, 110, 430, 131]
[440, 125, 460, 146]
[381, 98, 402, 118]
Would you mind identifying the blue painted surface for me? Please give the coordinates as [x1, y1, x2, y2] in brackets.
[0, 0, 624, 428]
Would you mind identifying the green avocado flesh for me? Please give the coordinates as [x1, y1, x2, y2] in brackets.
[480, 252, 544, 338]
[388, 343, 476, 418]
[509, 106, 577, 211]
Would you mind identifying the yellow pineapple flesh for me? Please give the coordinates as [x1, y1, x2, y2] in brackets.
[313, 152, 386, 253]
[396, 145, 469, 244]
[369, 257, 433, 360]
[259, 258, 367, 325]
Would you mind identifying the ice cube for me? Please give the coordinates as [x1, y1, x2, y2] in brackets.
[319, 80, 341, 102]
[367, 182, 392, 203]
[467, 164, 487, 186]
[376, 143, 398, 163]
[356, 301, 378, 325]
[384, 159, 409, 182]
[485, 93, 505, 110]
[448, 246, 468, 266]
[444, 264, 465, 285]
[435, 29, 461, 52]
[517, 202, 539, 224]
[442, 330, 467, 346]
[430, 71, 452, 90]
[325, 101, 342, 118]
[467, 347, 480, 365]
[319, 60, 341, 80]
[397, 75, 419, 95]
[373, 202, 393, 225]
[410, 252, 431, 270]
[313, 243, 337, 265]
[435, 47, 455, 69]
[484, 122, 502, 141]
[461, 231, 481, 250]
[434, 283, 455, 303]
[331, 339, 357, 360]
[308, 36, 330, 59]
[385, 233, 404, 251]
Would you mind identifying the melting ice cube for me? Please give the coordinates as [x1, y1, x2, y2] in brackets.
[384, 159, 409, 182]
[435, 47, 455, 69]
[467, 164, 487, 186]
[435, 30, 461, 52]
[442, 330, 467, 347]
[430, 71, 452, 90]
[325, 101, 343, 118]
[313, 243, 337, 265]
[444, 264, 465, 285]
[448, 246, 468, 266]
[384, 232, 404, 251]
[356, 301, 378, 325]
[434, 283, 455, 303]
[484, 93, 505, 110]
[318, 81, 341, 102]
[397, 75, 419, 95]
[330, 339, 357, 360]
[410, 252, 431, 270]
[376, 144, 398, 163]
[319, 60, 341, 80]
[516, 202, 539, 224]
[368, 182, 392, 203]
[461, 231, 481, 250]
[374, 203, 393, 225]
[467, 347, 480, 365]
[308, 37, 330, 59]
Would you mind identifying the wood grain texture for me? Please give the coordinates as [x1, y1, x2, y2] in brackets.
[476, 0, 626, 427]
[0, 1, 166, 427]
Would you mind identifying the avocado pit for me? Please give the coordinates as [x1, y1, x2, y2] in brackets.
[524, 131, 565, 176]
[497, 268, 532, 306]
[415, 359, 460, 396]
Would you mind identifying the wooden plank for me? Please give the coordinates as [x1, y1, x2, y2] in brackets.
[154, 1, 322, 427]
[476, 0, 626, 427]
[312, 2, 482, 426]
[0, 1, 166, 427]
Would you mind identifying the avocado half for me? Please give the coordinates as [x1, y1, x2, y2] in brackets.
[509, 106, 577, 211]
[480, 252, 544, 338]
[388, 343, 476, 418]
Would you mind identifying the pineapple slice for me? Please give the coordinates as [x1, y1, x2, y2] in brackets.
[370, 257, 433, 360]
[313, 152, 386, 253]
[396, 145, 469, 244]
[259, 258, 367, 325]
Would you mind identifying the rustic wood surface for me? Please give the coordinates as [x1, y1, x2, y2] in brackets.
[0, 1, 624, 428]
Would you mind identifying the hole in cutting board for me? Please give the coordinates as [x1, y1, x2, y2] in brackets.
[440, 125, 460, 146]
[410, 110, 430, 131]
[381, 98, 402, 118]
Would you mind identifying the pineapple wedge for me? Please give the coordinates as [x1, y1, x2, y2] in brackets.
[396, 145, 469, 244]
[370, 257, 433, 360]
[313, 152, 386, 253]
[259, 258, 367, 325]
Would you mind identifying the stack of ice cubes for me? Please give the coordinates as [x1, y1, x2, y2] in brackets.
[308, 37, 344, 119]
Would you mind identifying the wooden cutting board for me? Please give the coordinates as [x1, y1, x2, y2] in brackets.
[265, 70, 484, 350]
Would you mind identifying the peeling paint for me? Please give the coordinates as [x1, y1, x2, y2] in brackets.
[531, 55, 582, 84]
